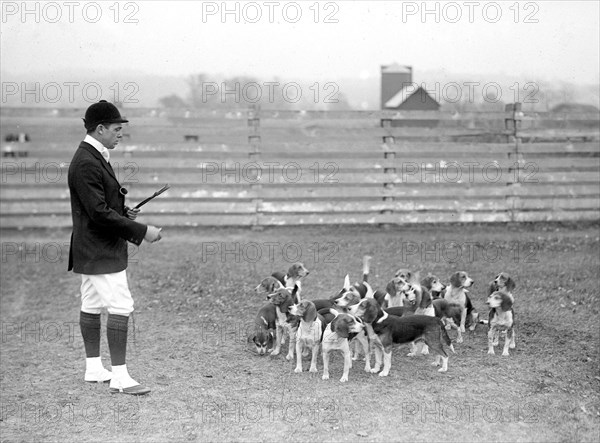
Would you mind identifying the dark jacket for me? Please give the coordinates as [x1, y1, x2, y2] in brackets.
[68, 141, 147, 274]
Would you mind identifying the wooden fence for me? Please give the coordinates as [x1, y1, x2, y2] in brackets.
[1, 105, 598, 228]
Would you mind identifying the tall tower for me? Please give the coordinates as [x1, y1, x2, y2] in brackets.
[381, 64, 413, 109]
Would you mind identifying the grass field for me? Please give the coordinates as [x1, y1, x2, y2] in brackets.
[1, 222, 599, 442]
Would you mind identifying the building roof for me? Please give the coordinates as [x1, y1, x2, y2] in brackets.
[381, 63, 412, 74]
[384, 85, 421, 108]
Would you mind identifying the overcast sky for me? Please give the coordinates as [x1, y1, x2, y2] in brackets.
[1, 0, 599, 85]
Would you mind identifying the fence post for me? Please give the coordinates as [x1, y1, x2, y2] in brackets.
[381, 117, 396, 227]
[248, 105, 263, 229]
[505, 103, 523, 223]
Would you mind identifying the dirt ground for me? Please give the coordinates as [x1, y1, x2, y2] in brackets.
[1, 223, 599, 442]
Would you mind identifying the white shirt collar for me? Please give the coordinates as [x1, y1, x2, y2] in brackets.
[83, 134, 110, 163]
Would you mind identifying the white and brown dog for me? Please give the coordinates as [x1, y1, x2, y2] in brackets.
[443, 271, 475, 343]
[331, 285, 373, 372]
[267, 289, 298, 359]
[271, 262, 310, 302]
[421, 274, 446, 300]
[248, 303, 278, 355]
[488, 272, 516, 297]
[352, 298, 454, 376]
[486, 290, 516, 356]
[255, 276, 284, 296]
[383, 277, 413, 308]
[321, 311, 365, 382]
[288, 300, 324, 373]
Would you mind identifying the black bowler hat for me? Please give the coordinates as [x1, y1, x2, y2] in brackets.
[83, 100, 129, 131]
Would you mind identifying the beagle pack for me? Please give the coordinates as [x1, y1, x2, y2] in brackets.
[249, 258, 522, 381]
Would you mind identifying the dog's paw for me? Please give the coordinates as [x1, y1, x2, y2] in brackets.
[421, 348, 430, 355]
[378, 371, 389, 377]
[509, 343, 516, 349]
[492, 339, 499, 346]
[294, 367, 302, 373]
[370, 367, 380, 374]
[488, 349, 495, 355]
[459, 325, 466, 333]
[339, 375, 348, 383]
[502, 350, 510, 356]
[309, 366, 318, 373]
[437, 367, 448, 373]
[285, 353, 294, 361]
[407, 352, 416, 357]
[456, 336, 463, 344]
[322, 373, 329, 380]
[445, 324, 452, 330]
[270, 349, 280, 356]
[469, 325, 476, 331]
[431, 361, 439, 367]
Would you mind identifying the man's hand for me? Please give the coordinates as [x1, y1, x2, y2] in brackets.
[125, 206, 140, 220]
[144, 225, 162, 243]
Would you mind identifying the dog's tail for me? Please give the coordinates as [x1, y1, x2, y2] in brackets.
[438, 318, 455, 353]
[362, 255, 372, 282]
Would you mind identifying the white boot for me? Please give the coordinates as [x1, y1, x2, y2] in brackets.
[84, 357, 112, 383]
[109, 364, 151, 395]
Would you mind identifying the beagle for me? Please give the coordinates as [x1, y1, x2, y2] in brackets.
[248, 303, 277, 355]
[391, 269, 424, 309]
[443, 271, 475, 343]
[255, 276, 284, 296]
[488, 272, 516, 296]
[288, 300, 324, 373]
[272, 262, 310, 302]
[486, 290, 516, 356]
[331, 287, 373, 372]
[383, 277, 412, 308]
[267, 289, 298, 359]
[432, 298, 463, 321]
[321, 312, 365, 382]
[485, 272, 516, 327]
[421, 274, 446, 300]
[352, 298, 454, 376]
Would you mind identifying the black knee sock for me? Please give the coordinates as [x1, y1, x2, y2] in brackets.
[107, 314, 129, 366]
[80, 311, 101, 358]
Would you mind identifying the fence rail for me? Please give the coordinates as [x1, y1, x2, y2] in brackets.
[1, 105, 598, 228]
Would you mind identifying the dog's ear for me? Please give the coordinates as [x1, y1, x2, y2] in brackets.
[304, 301, 317, 321]
[362, 300, 379, 323]
[450, 272, 461, 288]
[487, 281, 496, 296]
[500, 292, 513, 311]
[386, 280, 397, 296]
[505, 277, 516, 292]
[287, 264, 298, 278]
[332, 316, 350, 338]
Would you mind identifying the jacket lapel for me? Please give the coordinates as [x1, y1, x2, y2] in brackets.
[79, 142, 119, 183]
